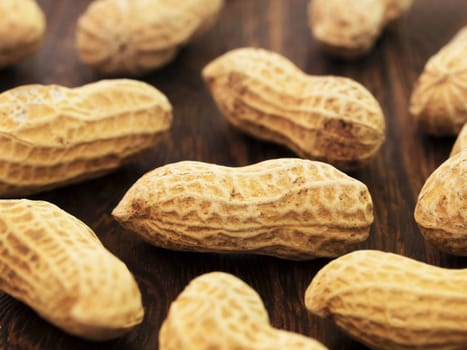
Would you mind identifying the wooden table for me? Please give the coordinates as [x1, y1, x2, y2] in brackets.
[1, 1, 466, 349]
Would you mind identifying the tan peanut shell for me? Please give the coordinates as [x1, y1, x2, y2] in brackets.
[160, 272, 328, 350]
[305, 250, 467, 350]
[202, 48, 385, 170]
[451, 123, 467, 157]
[0, 0, 45, 68]
[410, 26, 467, 136]
[308, 0, 413, 58]
[0, 79, 172, 197]
[112, 158, 373, 260]
[0, 199, 143, 340]
[77, 0, 224, 75]
[414, 149, 467, 255]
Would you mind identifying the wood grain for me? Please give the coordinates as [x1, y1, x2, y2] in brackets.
[0, 1, 466, 349]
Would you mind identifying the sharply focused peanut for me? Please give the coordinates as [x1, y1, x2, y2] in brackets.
[112, 158, 373, 260]
[305, 250, 467, 350]
[410, 26, 467, 136]
[77, 0, 224, 75]
[451, 123, 467, 157]
[308, 0, 413, 58]
[203, 48, 385, 170]
[160, 272, 327, 350]
[0, 199, 144, 340]
[0, 0, 45, 68]
[414, 149, 466, 255]
[0, 79, 172, 197]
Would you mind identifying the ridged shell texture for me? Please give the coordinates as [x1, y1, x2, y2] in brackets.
[305, 250, 467, 350]
[0, 79, 172, 197]
[160, 272, 328, 350]
[410, 26, 467, 135]
[203, 48, 385, 170]
[112, 158, 373, 260]
[0, 199, 144, 340]
[414, 149, 467, 255]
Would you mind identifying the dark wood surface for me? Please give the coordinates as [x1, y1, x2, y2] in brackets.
[1, 1, 466, 349]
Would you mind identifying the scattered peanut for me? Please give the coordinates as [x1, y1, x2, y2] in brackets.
[202, 48, 385, 170]
[414, 149, 466, 255]
[308, 0, 413, 58]
[410, 26, 467, 136]
[0, 79, 172, 197]
[305, 250, 467, 350]
[112, 158, 373, 260]
[0, 199, 143, 340]
[160, 272, 328, 350]
[77, 0, 224, 75]
[0, 0, 45, 68]
[451, 123, 467, 157]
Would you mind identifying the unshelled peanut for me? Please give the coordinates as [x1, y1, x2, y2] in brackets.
[112, 158, 373, 260]
[0, 199, 143, 340]
[0, 79, 172, 197]
[410, 26, 467, 136]
[0, 0, 45, 68]
[77, 0, 224, 75]
[305, 250, 467, 350]
[308, 0, 413, 58]
[414, 149, 466, 255]
[451, 123, 467, 157]
[160, 272, 327, 350]
[203, 48, 385, 170]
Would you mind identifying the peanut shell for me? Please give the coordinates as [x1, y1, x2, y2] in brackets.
[305, 250, 467, 350]
[0, 199, 143, 340]
[308, 0, 413, 58]
[414, 149, 467, 255]
[202, 48, 385, 170]
[410, 26, 467, 136]
[0, 79, 172, 197]
[160, 272, 328, 350]
[112, 158, 373, 260]
[0, 0, 45, 68]
[77, 0, 224, 75]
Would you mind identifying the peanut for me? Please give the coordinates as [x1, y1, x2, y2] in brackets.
[160, 272, 328, 350]
[0, 79, 172, 197]
[414, 149, 466, 255]
[202, 48, 385, 170]
[451, 123, 467, 157]
[410, 26, 467, 136]
[308, 0, 413, 58]
[112, 158, 373, 260]
[305, 250, 467, 350]
[0, 0, 45, 68]
[0, 199, 143, 340]
[77, 0, 224, 75]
